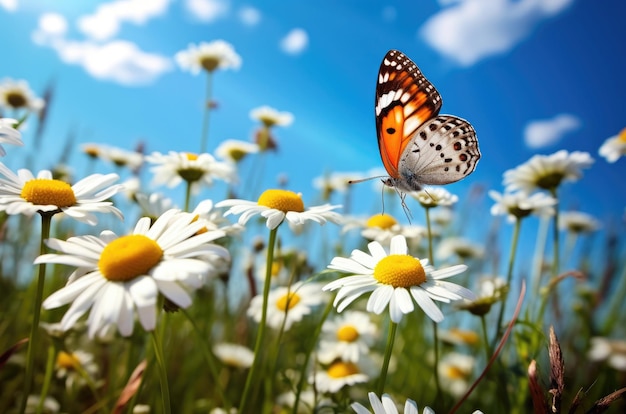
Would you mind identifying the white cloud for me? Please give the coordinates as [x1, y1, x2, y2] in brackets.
[420, 0, 574, 66]
[32, 13, 68, 44]
[524, 114, 581, 148]
[32, 14, 172, 86]
[0, 0, 17, 12]
[280, 28, 308, 55]
[238, 6, 261, 26]
[184, 0, 229, 22]
[78, 0, 171, 41]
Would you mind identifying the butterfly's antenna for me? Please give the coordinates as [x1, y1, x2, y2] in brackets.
[423, 187, 435, 203]
[347, 175, 387, 185]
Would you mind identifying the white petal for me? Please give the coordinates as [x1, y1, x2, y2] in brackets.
[389, 235, 408, 255]
[367, 285, 393, 315]
[410, 287, 444, 323]
[128, 276, 158, 331]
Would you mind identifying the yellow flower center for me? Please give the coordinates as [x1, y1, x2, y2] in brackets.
[618, 127, 626, 143]
[6, 90, 27, 108]
[200, 56, 220, 72]
[98, 235, 163, 282]
[185, 153, 199, 161]
[257, 189, 304, 213]
[56, 351, 80, 370]
[449, 328, 479, 345]
[366, 214, 397, 229]
[20, 179, 77, 207]
[445, 365, 469, 380]
[336, 325, 359, 342]
[83, 145, 100, 159]
[374, 255, 426, 287]
[276, 291, 300, 311]
[327, 361, 359, 378]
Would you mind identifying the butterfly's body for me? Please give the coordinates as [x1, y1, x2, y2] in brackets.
[375, 50, 481, 194]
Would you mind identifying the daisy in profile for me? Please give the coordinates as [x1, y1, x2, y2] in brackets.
[146, 151, 236, 193]
[0, 118, 23, 156]
[503, 150, 594, 193]
[38, 209, 229, 338]
[215, 139, 259, 164]
[55, 349, 98, 391]
[599, 127, 626, 163]
[488, 190, 556, 222]
[216, 189, 341, 230]
[358, 214, 426, 246]
[213, 343, 255, 369]
[0, 78, 45, 113]
[175, 40, 242, 74]
[413, 187, 458, 208]
[250, 106, 294, 152]
[559, 210, 600, 234]
[435, 237, 484, 263]
[0, 163, 123, 224]
[247, 281, 325, 330]
[324, 235, 475, 323]
[352, 392, 429, 414]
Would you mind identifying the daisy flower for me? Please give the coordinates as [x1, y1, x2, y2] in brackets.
[352, 392, 430, 414]
[0, 163, 123, 225]
[250, 105, 294, 128]
[588, 337, 626, 371]
[559, 210, 600, 234]
[503, 150, 594, 193]
[358, 214, 426, 246]
[37, 209, 230, 338]
[438, 352, 476, 398]
[313, 171, 364, 200]
[318, 310, 378, 364]
[413, 187, 458, 208]
[324, 235, 475, 323]
[135, 192, 175, 220]
[175, 40, 242, 74]
[55, 349, 98, 390]
[146, 151, 236, 193]
[457, 276, 507, 316]
[99, 145, 144, 171]
[247, 281, 325, 330]
[213, 343, 255, 369]
[0, 78, 45, 112]
[310, 359, 371, 393]
[0, 118, 23, 156]
[488, 190, 556, 222]
[215, 139, 259, 163]
[216, 189, 341, 230]
[435, 237, 484, 262]
[598, 127, 626, 163]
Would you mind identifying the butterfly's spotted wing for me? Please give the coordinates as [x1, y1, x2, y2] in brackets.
[398, 115, 480, 188]
[375, 49, 442, 180]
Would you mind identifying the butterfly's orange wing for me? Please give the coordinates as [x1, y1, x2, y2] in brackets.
[375, 50, 442, 178]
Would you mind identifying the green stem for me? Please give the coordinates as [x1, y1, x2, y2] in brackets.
[550, 187, 560, 279]
[36, 345, 55, 414]
[19, 212, 53, 414]
[480, 315, 492, 361]
[292, 298, 333, 414]
[432, 321, 442, 401]
[494, 217, 521, 344]
[150, 330, 171, 414]
[180, 308, 230, 410]
[239, 226, 279, 413]
[425, 207, 434, 264]
[200, 71, 214, 154]
[377, 321, 398, 395]
[183, 179, 193, 212]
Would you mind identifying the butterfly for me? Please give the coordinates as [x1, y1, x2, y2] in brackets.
[375, 49, 481, 195]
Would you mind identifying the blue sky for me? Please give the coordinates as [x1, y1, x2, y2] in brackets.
[1, 0, 625, 233]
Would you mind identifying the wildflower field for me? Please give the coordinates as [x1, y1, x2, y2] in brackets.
[2, 7, 626, 414]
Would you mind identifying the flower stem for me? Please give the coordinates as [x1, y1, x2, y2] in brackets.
[550, 187, 560, 279]
[180, 308, 230, 410]
[36, 345, 55, 414]
[183, 179, 193, 212]
[425, 207, 434, 264]
[239, 226, 278, 413]
[200, 71, 214, 154]
[19, 212, 53, 414]
[377, 321, 398, 395]
[292, 298, 333, 414]
[150, 330, 171, 414]
[494, 217, 521, 344]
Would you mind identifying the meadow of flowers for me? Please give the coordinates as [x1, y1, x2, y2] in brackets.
[1, 40, 626, 414]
